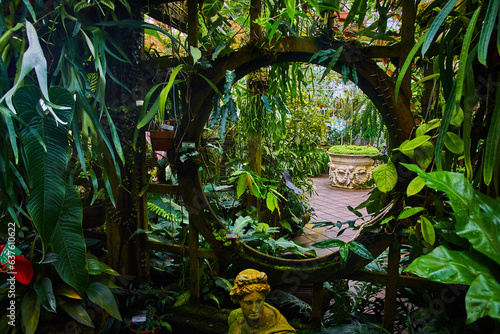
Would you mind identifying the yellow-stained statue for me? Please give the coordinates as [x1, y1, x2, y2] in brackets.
[228, 269, 296, 334]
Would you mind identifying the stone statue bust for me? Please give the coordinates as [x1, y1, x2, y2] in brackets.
[228, 269, 296, 334]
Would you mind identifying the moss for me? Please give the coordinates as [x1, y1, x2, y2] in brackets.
[328, 145, 379, 155]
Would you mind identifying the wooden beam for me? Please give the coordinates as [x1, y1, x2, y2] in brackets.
[146, 239, 219, 260]
[147, 183, 179, 194]
[146, 6, 187, 33]
[345, 270, 465, 291]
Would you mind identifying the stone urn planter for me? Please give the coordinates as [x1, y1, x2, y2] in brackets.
[327, 145, 379, 189]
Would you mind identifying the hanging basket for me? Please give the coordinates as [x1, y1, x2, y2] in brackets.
[149, 130, 177, 152]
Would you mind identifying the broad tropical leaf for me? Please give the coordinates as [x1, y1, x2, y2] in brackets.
[398, 206, 425, 219]
[237, 173, 247, 198]
[348, 241, 374, 260]
[33, 277, 57, 313]
[86, 282, 122, 321]
[444, 132, 464, 155]
[60, 300, 94, 328]
[405, 246, 498, 285]
[312, 239, 345, 249]
[372, 162, 397, 193]
[413, 141, 434, 170]
[399, 135, 431, 153]
[404, 164, 500, 266]
[202, 0, 224, 17]
[466, 274, 500, 324]
[214, 277, 233, 292]
[15, 86, 74, 252]
[266, 192, 276, 212]
[51, 185, 88, 297]
[420, 216, 435, 246]
[407, 176, 425, 197]
[174, 291, 191, 308]
[21, 290, 40, 334]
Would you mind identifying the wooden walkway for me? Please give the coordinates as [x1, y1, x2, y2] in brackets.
[294, 173, 372, 256]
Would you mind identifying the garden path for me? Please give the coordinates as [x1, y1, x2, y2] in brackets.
[293, 174, 371, 257]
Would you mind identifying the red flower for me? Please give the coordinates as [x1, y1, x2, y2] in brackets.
[0, 245, 34, 285]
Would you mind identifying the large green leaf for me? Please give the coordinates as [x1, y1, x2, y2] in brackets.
[312, 239, 345, 249]
[404, 165, 500, 266]
[421, 0, 460, 56]
[51, 185, 88, 297]
[444, 132, 464, 155]
[174, 290, 191, 308]
[237, 173, 247, 198]
[86, 282, 122, 321]
[158, 64, 184, 124]
[284, 0, 297, 21]
[87, 255, 119, 276]
[454, 7, 480, 119]
[202, 0, 224, 17]
[465, 274, 500, 324]
[348, 241, 374, 260]
[478, 0, 500, 66]
[483, 87, 500, 185]
[398, 206, 425, 219]
[399, 135, 431, 153]
[416, 119, 440, 137]
[15, 86, 74, 252]
[266, 191, 276, 212]
[21, 290, 40, 334]
[395, 33, 426, 102]
[405, 246, 498, 285]
[420, 216, 435, 246]
[413, 141, 434, 170]
[60, 300, 94, 328]
[34, 277, 57, 313]
[372, 162, 397, 193]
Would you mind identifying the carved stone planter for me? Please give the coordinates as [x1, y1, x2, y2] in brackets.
[327, 153, 377, 189]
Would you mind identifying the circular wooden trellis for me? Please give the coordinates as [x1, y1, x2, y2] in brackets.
[175, 36, 413, 284]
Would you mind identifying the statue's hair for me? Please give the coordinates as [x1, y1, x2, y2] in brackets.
[230, 269, 271, 303]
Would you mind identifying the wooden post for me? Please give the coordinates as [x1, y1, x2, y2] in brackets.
[383, 238, 401, 332]
[187, 0, 198, 49]
[189, 223, 200, 300]
[399, 0, 416, 110]
[250, 0, 262, 41]
[187, 0, 200, 301]
[311, 282, 324, 328]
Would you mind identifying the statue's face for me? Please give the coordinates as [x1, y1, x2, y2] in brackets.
[239, 291, 266, 323]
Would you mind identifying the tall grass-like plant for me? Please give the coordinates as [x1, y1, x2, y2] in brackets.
[0, 2, 180, 331]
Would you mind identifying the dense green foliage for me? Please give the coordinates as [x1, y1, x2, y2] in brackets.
[328, 145, 379, 155]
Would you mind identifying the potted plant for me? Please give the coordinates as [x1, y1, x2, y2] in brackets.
[134, 64, 185, 152]
[148, 119, 179, 152]
[76, 184, 107, 228]
[128, 305, 172, 334]
[327, 145, 380, 189]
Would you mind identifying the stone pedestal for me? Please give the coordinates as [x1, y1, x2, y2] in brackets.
[327, 153, 377, 189]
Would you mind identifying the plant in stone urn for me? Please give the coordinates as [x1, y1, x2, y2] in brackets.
[327, 145, 380, 189]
